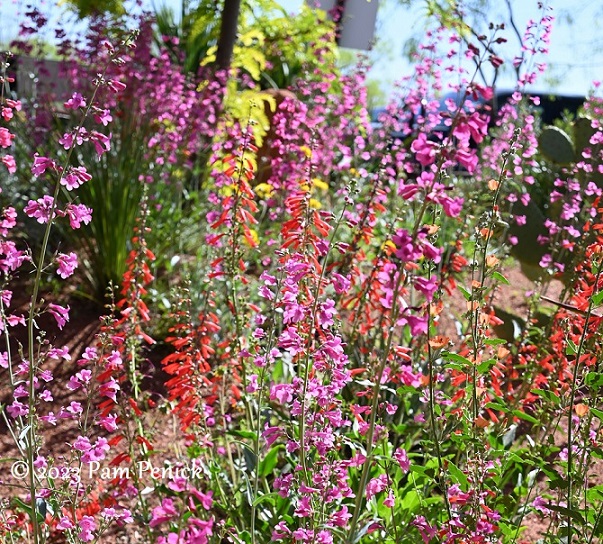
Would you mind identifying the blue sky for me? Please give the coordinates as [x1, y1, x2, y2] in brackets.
[1, 0, 601, 97]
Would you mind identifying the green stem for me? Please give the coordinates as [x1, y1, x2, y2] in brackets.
[346, 266, 405, 543]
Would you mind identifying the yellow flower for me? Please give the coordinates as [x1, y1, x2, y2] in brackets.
[309, 198, 322, 209]
[382, 240, 396, 252]
[254, 183, 274, 199]
[312, 178, 329, 191]
[299, 145, 312, 158]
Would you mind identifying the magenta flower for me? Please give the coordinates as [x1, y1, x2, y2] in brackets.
[317, 299, 336, 328]
[413, 276, 438, 301]
[107, 79, 126, 93]
[56, 516, 74, 530]
[90, 131, 111, 156]
[532, 496, 551, 514]
[411, 132, 438, 166]
[31, 155, 58, 176]
[270, 383, 294, 404]
[58, 132, 74, 150]
[0, 127, 14, 148]
[1, 155, 16, 173]
[47, 346, 71, 360]
[93, 108, 113, 126]
[0, 206, 16, 235]
[278, 327, 304, 356]
[64, 92, 87, 110]
[331, 273, 351, 294]
[62, 166, 92, 190]
[99, 377, 120, 402]
[24, 196, 56, 224]
[47, 303, 70, 330]
[65, 203, 92, 229]
[56, 252, 78, 278]
[6, 400, 28, 418]
[190, 488, 213, 510]
[78, 516, 96, 542]
[149, 498, 178, 527]
[99, 413, 118, 432]
[394, 447, 410, 472]
[365, 474, 388, 500]
[455, 148, 478, 173]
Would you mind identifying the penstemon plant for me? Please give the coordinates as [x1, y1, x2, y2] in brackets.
[1, 29, 139, 543]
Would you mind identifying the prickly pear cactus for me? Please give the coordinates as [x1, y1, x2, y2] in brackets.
[507, 199, 549, 280]
[573, 116, 603, 186]
[573, 117, 596, 155]
[538, 126, 575, 164]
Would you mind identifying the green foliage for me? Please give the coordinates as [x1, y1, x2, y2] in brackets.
[154, 2, 223, 75]
[155, 0, 337, 89]
[63, 0, 125, 18]
[70, 128, 149, 299]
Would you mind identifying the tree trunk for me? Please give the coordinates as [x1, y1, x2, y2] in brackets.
[215, 0, 242, 71]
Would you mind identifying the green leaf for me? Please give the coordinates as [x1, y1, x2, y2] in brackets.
[238, 531, 252, 544]
[258, 445, 283, 478]
[243, 445, 257, 473]
[477, 358, 497, 373]
[485, 401, 509, 413]
[484, 338, 507, 346]
[566, 339, 578, 356]
[12, 498, 32, 515]
[511, 410, 539, 424]
[399, 489, 420, 512]
[547, 504, 585, 524]
[228, 430, 258, 440]
[441, 351, 471, 366]
[491, 271, 510, 285]
[591, 407, 603, 421]
[531, 389, 561, 405]
[591, 290, 603, 305]
[251, 492, 279, 508]
[585, 371, 603, 387]
[447, 460, 469, 489]
[458, 285, 472, 301]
